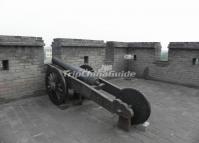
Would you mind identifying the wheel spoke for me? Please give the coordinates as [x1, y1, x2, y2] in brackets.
[55, 89, 63, 100]
[46, 66, 67, 105]
[49, 73, 53, 81]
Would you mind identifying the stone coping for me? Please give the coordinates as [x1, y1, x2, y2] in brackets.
[169, 42, 199, 50]
[107, 41, 161, 49]
[0, 35, 45, 47]
[52, 38, 105, 47]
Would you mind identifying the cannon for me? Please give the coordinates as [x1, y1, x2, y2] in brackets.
[45, 57, 151, 131]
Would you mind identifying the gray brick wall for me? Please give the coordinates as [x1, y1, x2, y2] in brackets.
[52, 38, 106, 71]
[105, 42, 114, 65]
[127, 42, 161, 77]
[105, 41, 160, 74]
[121, 41, 199, 87]
[1, 35, 198, 101]
[106, 41, 199, 87]
[105, 41, 129, 72]
[113, 47, 128, 71]
[0, 36, 45, 101]
[149, 43, 199, 87]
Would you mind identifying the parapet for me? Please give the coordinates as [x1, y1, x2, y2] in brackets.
[0, 35, 45, 47]
[106, 41, 161, 49]
[52, 38, 106, 48]
[128, 42, 161, 49]
[168, 42, 199, 50]
[106, 41, 129, 48]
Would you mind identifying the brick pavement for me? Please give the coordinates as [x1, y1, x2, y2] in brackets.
[0, 79, 199, 143]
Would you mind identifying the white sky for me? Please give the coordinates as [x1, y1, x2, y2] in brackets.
[1, 0, 199, 50]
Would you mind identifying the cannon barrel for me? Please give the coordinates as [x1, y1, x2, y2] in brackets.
[52, 57, 100, 86]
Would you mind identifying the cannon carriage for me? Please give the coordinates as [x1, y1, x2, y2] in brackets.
[45, 58, 151, 131]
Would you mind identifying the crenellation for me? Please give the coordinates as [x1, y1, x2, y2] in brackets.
[104, 41, 199, 87]
[1, 35, 199, 101]
[148, 42, 199, 87]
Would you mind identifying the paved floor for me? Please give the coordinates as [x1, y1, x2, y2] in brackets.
[0, 79, 199, 143]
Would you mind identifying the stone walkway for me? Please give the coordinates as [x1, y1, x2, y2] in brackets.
[0, 79, 199, 143]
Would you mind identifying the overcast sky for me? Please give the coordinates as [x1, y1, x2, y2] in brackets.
[1, 0, 199, 50]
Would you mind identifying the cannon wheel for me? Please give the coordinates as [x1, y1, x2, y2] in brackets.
[45, 65, 68, 105]
[117, 88, 151, 125]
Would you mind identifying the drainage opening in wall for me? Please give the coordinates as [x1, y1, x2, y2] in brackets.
[134, 55, 137, 60]
[192, 58, 199, 65]
[0, 60, 9, 70]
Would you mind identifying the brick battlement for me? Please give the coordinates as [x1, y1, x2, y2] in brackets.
[0, 35, 199, 101]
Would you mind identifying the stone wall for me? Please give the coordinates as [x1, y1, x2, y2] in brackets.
[105, 41, 128, 71]
[148, 42, 199, 87]
[52, 38, 106, 71]
[1, 35, 198, 101]
[0, 36, 45, 101]
[105, 41, 199, 87]
[128, 42, 161, 77]
[105, 41, 161, 75]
